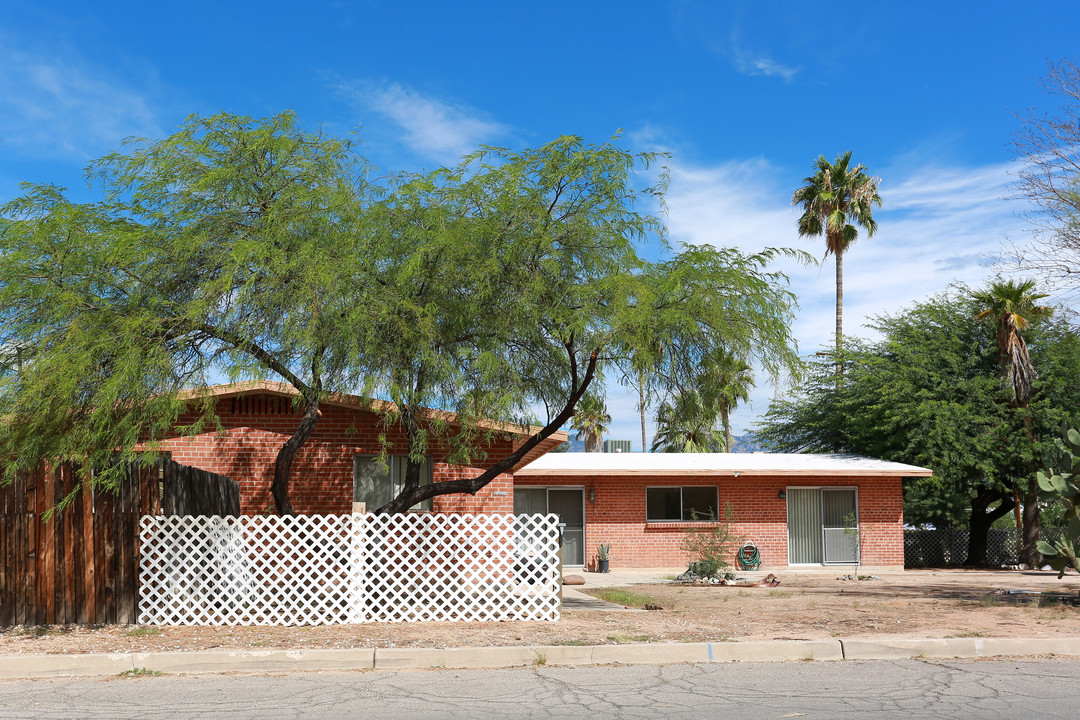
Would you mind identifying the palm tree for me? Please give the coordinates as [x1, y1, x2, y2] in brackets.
[707, 352, 754, 452]
[972, 279, 1052, 408]
[650, 390, 725, 453]
[570, 394, 610, 452]
[792, 152, 882, 367]
[973, 278, 1052, 566]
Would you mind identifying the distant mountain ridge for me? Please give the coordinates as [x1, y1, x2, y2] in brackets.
[554, 433, 765, 453]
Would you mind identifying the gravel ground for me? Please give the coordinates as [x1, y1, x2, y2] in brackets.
[3, 568, 1078, 655]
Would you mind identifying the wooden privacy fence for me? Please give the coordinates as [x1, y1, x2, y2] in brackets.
[0, 460, 238, 626]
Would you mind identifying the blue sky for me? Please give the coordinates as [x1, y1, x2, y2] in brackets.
[2, 1, 1078, 448]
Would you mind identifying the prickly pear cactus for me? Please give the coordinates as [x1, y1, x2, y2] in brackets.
[1036, 428, 1080, 579]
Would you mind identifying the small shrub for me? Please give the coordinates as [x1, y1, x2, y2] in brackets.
[678, 505, 742, 580]
[118, 668, 162, 678]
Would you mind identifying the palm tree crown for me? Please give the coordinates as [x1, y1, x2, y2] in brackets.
[650, 390, 725, 453]
[570, 394, 611, 452]
[706, 351, 754, 452]
[792, 151, 882, 359]
[972, 278, 1052, 407]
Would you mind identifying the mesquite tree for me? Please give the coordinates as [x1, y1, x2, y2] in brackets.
[0, 111, 366, 513]
[0, 115, 806, 515]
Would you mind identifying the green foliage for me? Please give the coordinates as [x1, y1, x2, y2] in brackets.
[1036, 427, 1080, 579]
[792, 151, 882, 259]
[587, 587, 660, 609]
[758, 286, 1080, 530]
[792, 151, 881, 354]
[0, 111, 361, 504]
[596, 542, 611, 561]
[651, 389, 726, 453]
[570, 395, 611, 453]
[0, 113, 807, 514]
[972, 278, 1052, 408]
[679, 506, 741, 579]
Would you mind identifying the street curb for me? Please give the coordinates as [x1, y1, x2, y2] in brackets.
[1, 637, 1078, 679]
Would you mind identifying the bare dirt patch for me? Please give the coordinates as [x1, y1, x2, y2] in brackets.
[3, 569, 1079, 655]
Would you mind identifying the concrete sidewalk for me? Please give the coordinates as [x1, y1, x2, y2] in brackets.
[2, 636, 1080, 679]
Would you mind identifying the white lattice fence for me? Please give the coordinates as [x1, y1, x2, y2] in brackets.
[138, 513, 561, 625]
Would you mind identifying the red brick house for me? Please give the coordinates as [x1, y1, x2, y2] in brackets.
[158, 382, 930, 570]
[513, 453, 931, 570]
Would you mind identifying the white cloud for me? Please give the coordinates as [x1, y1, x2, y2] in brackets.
[731, 48, 800, 81]
[598, 151, 1036, 446]
[340, 80, 510, 164]
[0, 40, 161, 158]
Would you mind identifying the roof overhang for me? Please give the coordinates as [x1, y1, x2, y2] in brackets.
[514, 452, 933, 478]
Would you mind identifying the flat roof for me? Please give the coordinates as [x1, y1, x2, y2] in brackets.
[515, 452, 933, 477]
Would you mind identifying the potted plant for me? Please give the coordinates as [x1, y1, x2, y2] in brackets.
[596, 543, 611, 573]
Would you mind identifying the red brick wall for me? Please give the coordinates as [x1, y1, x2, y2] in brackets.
[516, 473, 904, 569]
[157, 396, 514, 516]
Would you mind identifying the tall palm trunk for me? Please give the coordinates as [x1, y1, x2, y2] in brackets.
[1019, 413, 1042, 567]
[835, 249, 844, 379]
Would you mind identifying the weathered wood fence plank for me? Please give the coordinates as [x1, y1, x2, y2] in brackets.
[0, 460, 238, 626]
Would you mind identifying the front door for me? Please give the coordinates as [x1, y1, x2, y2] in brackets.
[514, 488, 585, 566]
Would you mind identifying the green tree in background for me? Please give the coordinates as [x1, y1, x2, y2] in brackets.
[571, 395, 611, 453]
[705, 350, 754, 453]
[758, 286, 1080, 565]
[792, 151, 881, 371]
[651, 389, 726, 453]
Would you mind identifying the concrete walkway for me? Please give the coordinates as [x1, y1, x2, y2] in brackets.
[2, 636, 1080, 679]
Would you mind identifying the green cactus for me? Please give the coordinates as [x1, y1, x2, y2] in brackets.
[1036, 427, 1080, 579]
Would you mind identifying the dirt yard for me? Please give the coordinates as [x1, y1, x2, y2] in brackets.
[3, 569, 1080, 655]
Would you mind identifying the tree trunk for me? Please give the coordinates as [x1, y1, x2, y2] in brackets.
[966, 489, 1016, 567]
[1019, 480, 1043, 567]
[1018, 414, 1043, 567]
[722, 406, 732, 453]
[639, 382, 647, 453]
[271, 394, 321, 516]
[835, 250, 844, 379]
[376, 346, 601, 512]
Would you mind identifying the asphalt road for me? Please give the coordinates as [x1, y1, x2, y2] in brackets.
[0, 659, 1076, 719]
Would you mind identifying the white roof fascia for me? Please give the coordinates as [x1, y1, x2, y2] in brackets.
[514, 452, 933, 477]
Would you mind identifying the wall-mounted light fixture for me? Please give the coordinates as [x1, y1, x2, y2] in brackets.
[778, 489, 787, 500]
[588, 485, 596, 503]
[732, 470, 742, 478]
[492, 491, 508, 496]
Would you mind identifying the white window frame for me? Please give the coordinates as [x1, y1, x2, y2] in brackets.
[785, 485, 860, 566]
